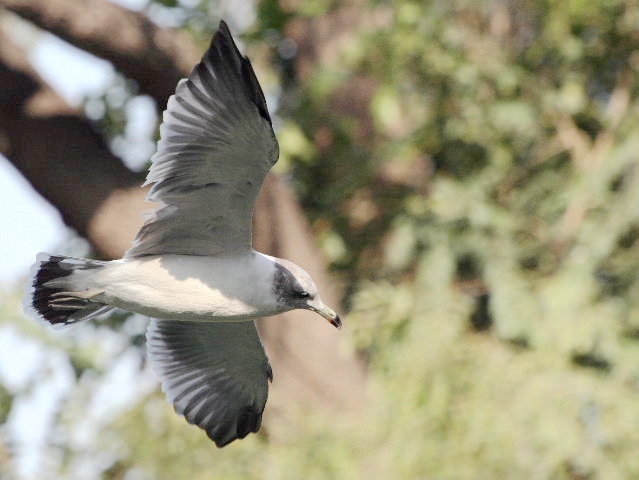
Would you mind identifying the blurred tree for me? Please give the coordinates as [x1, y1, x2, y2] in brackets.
[2, 0, 639, 478]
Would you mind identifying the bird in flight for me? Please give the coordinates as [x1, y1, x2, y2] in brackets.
[25, 20, 341, 447]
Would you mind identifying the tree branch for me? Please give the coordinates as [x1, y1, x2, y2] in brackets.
[0, 0, 201, 109]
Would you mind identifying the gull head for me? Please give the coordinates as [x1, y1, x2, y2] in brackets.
[272, 258, 342, 329]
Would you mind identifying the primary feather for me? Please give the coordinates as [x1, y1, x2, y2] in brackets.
[126, 21, 279, 258]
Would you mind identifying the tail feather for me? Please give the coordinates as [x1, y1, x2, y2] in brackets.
[26, 253, 113, 327]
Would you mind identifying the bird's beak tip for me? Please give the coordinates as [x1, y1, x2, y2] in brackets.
[311, 304, 342, 330]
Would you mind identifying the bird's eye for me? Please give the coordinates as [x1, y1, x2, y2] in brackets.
[295, 290, 310, 299]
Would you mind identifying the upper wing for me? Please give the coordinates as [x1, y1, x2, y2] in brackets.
[126, 21, 278, 258]
[146, 319, 272, 447]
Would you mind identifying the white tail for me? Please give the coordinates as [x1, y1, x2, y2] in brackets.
[26, 253, 113, 327]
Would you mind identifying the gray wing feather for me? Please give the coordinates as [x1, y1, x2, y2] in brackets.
[146, 319, 272, 447]
[126, 21, 278, 258]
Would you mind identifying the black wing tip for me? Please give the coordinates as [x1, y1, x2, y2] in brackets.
[212, 20, 238, 55]
[217, 20, 231, 39]
[206, 407, 263, 448]
[207, 19, 272, 124]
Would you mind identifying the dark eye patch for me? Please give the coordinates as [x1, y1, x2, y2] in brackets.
[273, 263, 309, 304]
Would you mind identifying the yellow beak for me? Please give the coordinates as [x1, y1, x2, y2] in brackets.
[310, 302, 342, 329]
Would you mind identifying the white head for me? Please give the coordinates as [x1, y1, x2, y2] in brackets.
[271, 258, 341, 328]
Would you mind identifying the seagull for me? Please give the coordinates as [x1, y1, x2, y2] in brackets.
[25, 21, 341, 448]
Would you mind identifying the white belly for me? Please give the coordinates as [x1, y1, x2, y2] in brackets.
[91, 254, 282, 321]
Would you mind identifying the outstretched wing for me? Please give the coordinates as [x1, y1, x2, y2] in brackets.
[126, 21, 278, 258]
[146, 319, 272, 447]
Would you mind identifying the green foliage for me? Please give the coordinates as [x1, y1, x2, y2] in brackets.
[276, 0, 639, 477]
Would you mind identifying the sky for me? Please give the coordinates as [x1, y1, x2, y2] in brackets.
[0, 158, 67, 283]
